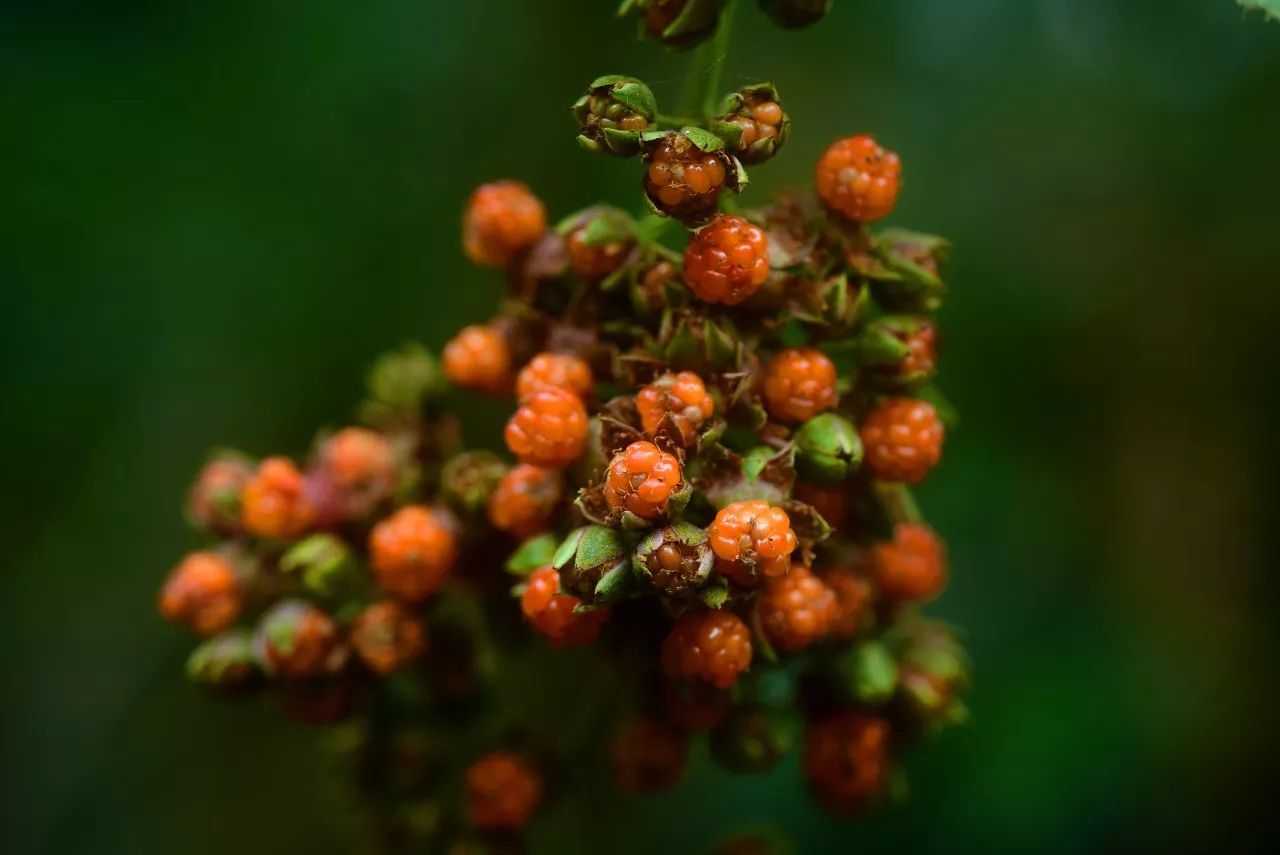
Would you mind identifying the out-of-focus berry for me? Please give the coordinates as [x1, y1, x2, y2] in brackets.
[443, 324, 511, 394]
[871, 523, 947, 602]
[504, 388, 590, 469]
[368, 505, 459, 602]
[241, 457, 316, 539]
[488, 464, 562, 539]
[158, 551, 242, 636]
[821, 567, 875, 640]
[350, 600, 426, 675]
[762, 348, 838, 424]
[612, 718, 689, 793]
[187, 456, 251, 533]
[463, 181, 547, 267]
[759, 565, 837, 652]
[465, 750, 543, 831]
[860, 398, 944, 484]
[804, 711, 891, 814]
[793, 481, 848, 531]
[661, 609, 752, 689]
[515, 352, 593, 400]
[662, 679, 732, 731]
[259, 600, 342, 679]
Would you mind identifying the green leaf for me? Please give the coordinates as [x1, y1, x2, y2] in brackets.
[575, 525, 628, 571]
[709, 118, 745, 148]
[1240, 0, 1280, 21]
[601, 127, 643, 157]
[680, 126, 726, 152]
[612, 80, 657, 119]
[505, 534, 558, 574]
[592, 560, 634, 603]
[553, 527, 589, 570]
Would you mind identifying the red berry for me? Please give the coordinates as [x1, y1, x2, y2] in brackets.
[158, 551, 241, 636]
[662, 680, 732, 731]
[443, 324, 511, 394]
[259, 600, 342, 679]
[871, 523, 947, 602]
[793, 481, 848, 531]
[762, 348, 838, 424]
[661, 610, 752, 689]
[521, 566, 608, 647]
[860, 398, 944, 484]
[815, 135, 902, 223]
[707, 500, 797, 586]
[612, 718, 688, 793]
[879, 321, 937, 382]
[759, 565, 837, 652]
[683, 214, 769, 305]
[644, 132, 732, 224]
[821, 567, 875, 640]
[320, 427, 394, 490]
[349, 600, 426, 675]
[368, 505, 458, 602]
[465, 750, 542, 831]
[604, 440, 684, 521]
[515, 351, 593, 400]
[804, 711, 892, 814]
[186, 457, 251, 533]
[567, 225, 633, 280]
[504, 388, 590, 469]
[635, 371, 715, 445]
[487, 464, 562, 539]
[462, 180, 547, 267]
[240, 457, 316, 539]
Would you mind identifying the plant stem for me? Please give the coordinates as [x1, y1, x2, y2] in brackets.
[675, 0, 738, 120]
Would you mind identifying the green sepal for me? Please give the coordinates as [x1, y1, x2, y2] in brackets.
[705, 318, 738, 371]
[794, 413, 863, 484]
[680, 126, 726, 152]
[611, 81, 658, 119]
[280, 534, 357, 599]
[833, 642, 900, 705]
[592, 560, 635, 604]
[553, 527, 589, 570]
[505, 534, 558, 575]
[602, 127, 644, 156]
[699, 576, 730, 609]
[576, 525, 629, 572]
[856, 324, 913, 366]
[710, 118, 745, 149]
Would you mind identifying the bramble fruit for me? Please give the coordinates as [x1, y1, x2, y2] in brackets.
[504, 387, 590, 469]
[465, 750, 542, 831]
[683, 214, 770, 305]
[716, 84, 789, 164]
[759, 565, 837, 652]
[815, 135, 902, 223]
[636, 370, 715, 445]
[804, 711, 891, 814]
[515, 352, 593, 400]
[463, 181, 547, 267]
[821, 567, 875, 640]
[368, 505, 458, 602]
[707, 500, 798, 586]
[871, 523, 947, 603]
[604, 440, 684, 520]
[521, 566, 608, 647]
[860, 397, 944, 484]
[158, 551, 242, 636]
[488, 464, 562, 539]
[443, 324, 511, 394]
[350, 600, 426, 675]
[644, 132, 735, 225]
[612, 718, 689, 793]
[241, 457, 316, 539]
[258, 600, 342, 679]
[187, 456, 251, 533]
[762, 348, 838, 424]
[662, 609, 753, 689]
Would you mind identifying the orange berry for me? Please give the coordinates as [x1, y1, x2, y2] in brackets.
[240, 457, 316, 539]
[462, 180, 547, 267]
[643, 133, 733, 224]
[520, 566, 609, 647]
[320, 427, 395, 492]
[859, 398, 944, 484]
[871, 523, 947, 602]
[487, 464, 562, 539]
[815, 135, 902, 223]
[465, 750, 542, 831]
[759, 565, 837, 652]
[504, 387, 590, 469]
[821, 567, 875, 640]
[604, 440, 683, 520]
[804, 711, 891, 814]
[515, 352, 593, 400]
[661, 609, 752, 689]
[793, 481, 848, 531]
[259, 600, 341, 679]
[635, 371, 715, 445]
[368, 505, 458, 602]
[186, 457, 251, 533]
[567, 226, 632, 280]
[706, 500, 798, 586]
[158, 551, 241, 636]
[612, 719, 688, 793]
[443, 324, 511, 394]
[683, 214, 770, 305]
[762, 348, 838, 424]
[349, 600, 426, 675]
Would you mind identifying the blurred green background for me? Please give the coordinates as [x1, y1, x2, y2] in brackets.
[4, 0, 1279, 852]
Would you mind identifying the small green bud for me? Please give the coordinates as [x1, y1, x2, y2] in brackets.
[633, 521, 714, 594]
[711, 83, 790, 165]
[572, 75, 657, 157]
[186, 629, 261, 692]
[279, 534, 358, 599]
[363, 342, 444, 419]
[555, 525, 634, 604]
[794, 413, 862, 484]
[831, 641, 899, 705]
[439, 451, 508, 515]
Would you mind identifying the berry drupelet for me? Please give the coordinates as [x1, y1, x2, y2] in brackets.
[859, 397, 944, 484]
[349, 600, 426, 675]
[758, 565, 837, 652]
[368, 505, 459, 602]
[707, 500, 798, 586]
[515, 352, 593, 400]
[604, 440, 684, 521]
[871, 522, 947, 603]
[158, 551, 242, 636]
[762, 348, 838, 424]
[240, 456, 316, 539]
[505, 387, 590, 469]
[463, 180, 547, 267]
[487, 464, 563, 539]
[815, 135, 902, 223]
[683, 214, 770, 305]
[521, 566, 609, 647]
[465, 751, 543, 831]
[443, 324, 511, 394]
[644, 132, 734, 225]
[661, 609, 753, 689]
[636, 370, 715, 445]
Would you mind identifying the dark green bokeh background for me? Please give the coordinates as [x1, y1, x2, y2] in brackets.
[4, 1, 1279, 852]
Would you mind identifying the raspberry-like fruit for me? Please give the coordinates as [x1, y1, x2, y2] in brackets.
[815, 135, 902, 223]
[350, 600, 426, 675]
[683, 214, 769, 305]
[465, 750, 542, 831]
[515, 352, 593, 400]
[521, 566, 608, 647]
[804, 711, 891, 814]
[644, 132, 732, 224]
[259, 600, 341, 679]
[636, 370, 715, 445]
[635, 523, 714, 595]
[876, 320, 937, 383]
[871, 522, 947, 602]
[504, 387, 590, 469]
[240, 456, 316, 539]
[759, 565, 837, 652]
[443, 324, 511, 394]
[462, 180, 547, 267]
[720, 93, 788, 165]
[762, 348, 838, 424]
[859, 397, 944, 484]
[320, 427, 394, 491]
[187, 457, 251, 533]
[604, 440, 683, 521]
[793, 481, 848, 531]
[662, 680, 731, 731]
[368, 505, 459, 602]
[661, 609, 753, 689]
[612, 718, 689, 793]
[158, 551, 242, 635]
[487, 464, 562, 539]
[567, 225, 633, 279]
[707, 500, 798, 586]
[821, 567, 874, 640]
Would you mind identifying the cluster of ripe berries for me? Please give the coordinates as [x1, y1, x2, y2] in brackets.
[158, 14, 966, 843]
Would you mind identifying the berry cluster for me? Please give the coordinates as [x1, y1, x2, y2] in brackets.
[157, 3, 969, 850]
